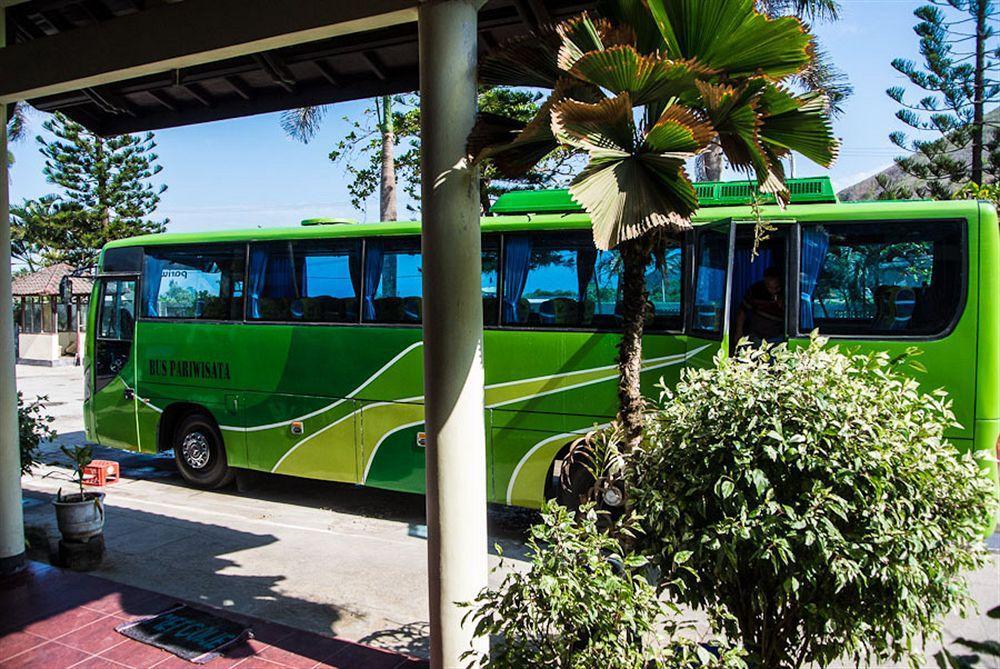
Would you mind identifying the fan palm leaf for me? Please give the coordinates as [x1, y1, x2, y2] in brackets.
[552, 94, 710, 248]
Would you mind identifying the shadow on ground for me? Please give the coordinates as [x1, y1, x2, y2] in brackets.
[22, 488, 345, 638]
[360, 621, 431, 658]
[36, 431, 537, 561]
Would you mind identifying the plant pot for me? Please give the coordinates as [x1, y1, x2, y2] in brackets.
[53, 492, 105, 541]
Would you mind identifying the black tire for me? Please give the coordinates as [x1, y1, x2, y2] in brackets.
[172, 413, 234, 489]
[555, 458, 596, 510]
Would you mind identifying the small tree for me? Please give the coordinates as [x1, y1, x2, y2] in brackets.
[462, 503, 745, 669]
[630, 336, 996, 669]
[35, 112, 167, 266]
[18, 392, 56, 476]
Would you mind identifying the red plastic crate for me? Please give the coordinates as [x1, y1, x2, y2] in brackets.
[82, 460, 120, 487]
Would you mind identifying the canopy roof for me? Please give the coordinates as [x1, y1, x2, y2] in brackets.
[11, 262, 92, 297]
[2, 0, 592, 136]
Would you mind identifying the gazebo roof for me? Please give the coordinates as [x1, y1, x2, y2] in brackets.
[1, 0, 592, 136]
[11, 263, 93, 297]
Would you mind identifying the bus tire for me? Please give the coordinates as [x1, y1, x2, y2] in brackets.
[172, 413, 234, 489]
[555, 458, 596, 511]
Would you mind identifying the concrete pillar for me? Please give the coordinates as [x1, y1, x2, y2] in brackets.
[418, 1, 488, 666]
[0, 6, 27, 578]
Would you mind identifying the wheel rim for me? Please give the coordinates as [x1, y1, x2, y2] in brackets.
[181, 431, 212, 470]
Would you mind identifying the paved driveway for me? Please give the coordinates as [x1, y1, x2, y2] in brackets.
[16, 364, 999, 664]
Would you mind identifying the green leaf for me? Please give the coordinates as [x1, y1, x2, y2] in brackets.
[568, 46, 707, 106]
[758, 88, 839, 168]
[673, 550, 693, 564]
[646, 0, 812, 78]
[552, 94, 700, 249]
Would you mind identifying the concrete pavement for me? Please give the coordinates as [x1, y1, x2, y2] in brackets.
[15, 364, 1000, 665]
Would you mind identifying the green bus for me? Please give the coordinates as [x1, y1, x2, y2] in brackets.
[84, 177, 999, 510]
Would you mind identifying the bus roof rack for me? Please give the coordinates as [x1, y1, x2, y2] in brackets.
[489, 176, 838, 215]
[301, 217, 358, 226]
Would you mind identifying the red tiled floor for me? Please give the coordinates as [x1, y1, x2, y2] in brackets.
[0, 562, 424, 669]
[21, 607, 109, 640]
[97, 639, 175, 668]
[255, 630, 350, 668]
[0, 630, 47, 662]
[0, 640, 91, 669]
[68, 658, 130, 669]
[54, 617, 131, 654]
[320, 644, 412, 669]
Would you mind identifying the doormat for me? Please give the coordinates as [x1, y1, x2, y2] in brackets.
[115, 604, 252, 664]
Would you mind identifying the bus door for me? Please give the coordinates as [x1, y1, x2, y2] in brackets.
[91, 276, 140, 450]
[685, 219, 736, 367]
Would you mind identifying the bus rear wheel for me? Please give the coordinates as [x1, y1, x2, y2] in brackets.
[173, 413, 234, 489]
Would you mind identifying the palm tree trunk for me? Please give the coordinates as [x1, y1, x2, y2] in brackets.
[379, 95, 397, 222]
[379, 95, 398, 296]
[617, 239, 648, 451]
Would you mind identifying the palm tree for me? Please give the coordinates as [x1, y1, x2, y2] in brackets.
[5, 102, 30, 171]
[470, 0, 838, 450]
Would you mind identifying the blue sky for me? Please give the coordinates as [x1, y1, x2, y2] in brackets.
[8, 1, 938, 234]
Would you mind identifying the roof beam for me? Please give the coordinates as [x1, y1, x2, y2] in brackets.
[224, 76, 251, 100]
[145, 88, 176, 111]
[254, 51, 296, 92]
[178, 82, 211, 107]
[84, 70, 418, 135]
[0, 0, 418, 103]
[313, 59, 339, 86]
[361, 51, 387, 81]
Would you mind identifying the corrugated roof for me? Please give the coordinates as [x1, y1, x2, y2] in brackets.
[12, 263, 93, 297]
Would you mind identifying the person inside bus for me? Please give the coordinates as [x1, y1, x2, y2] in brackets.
[734, 266, 785, 347]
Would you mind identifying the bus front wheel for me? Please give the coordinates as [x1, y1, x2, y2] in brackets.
[173, 413, 234, 489]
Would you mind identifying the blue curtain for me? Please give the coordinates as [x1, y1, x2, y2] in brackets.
[799, 227, 830, 331]
[142, 256, 167, 317]
[502, 236, 532, 323]
[247, 248, 269, 319]
[267, 246, 297, 299]
[363, 241, 384, 321]
[730, 247, 774, 319]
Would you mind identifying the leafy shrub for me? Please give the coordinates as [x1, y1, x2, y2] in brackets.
[19, 392, 56, 475]
[630, 336, 996, 669]
[464, 503, 745, 669]
[462, 503, 663, 669]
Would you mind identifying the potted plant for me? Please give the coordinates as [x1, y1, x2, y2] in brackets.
[50, 445, 105, 543]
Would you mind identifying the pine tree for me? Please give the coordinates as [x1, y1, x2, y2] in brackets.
[888, 0, 998, 198]
[34, 112, 167, 266]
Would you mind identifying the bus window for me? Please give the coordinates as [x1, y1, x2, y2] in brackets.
[800, 221, 963, 337]
[691, 228, 731, 338]
[247, 240, 361, 323]
[645, 245, 683, 331]
[98, 279, 136, 341]
[502, 232, 598, 328]
[501, 232, 683, 331]
[363, 237, 423, 324]
[142, 245, 246, 321]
